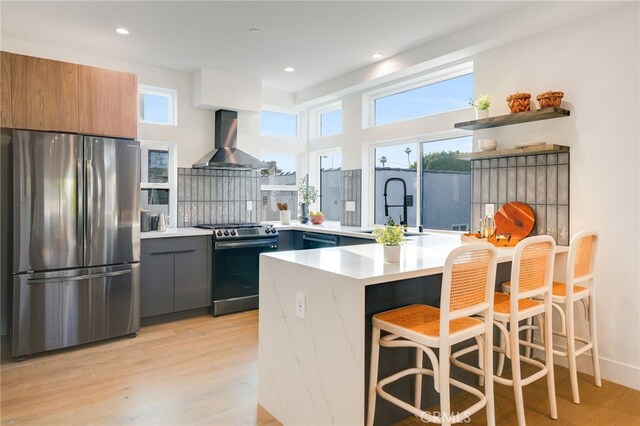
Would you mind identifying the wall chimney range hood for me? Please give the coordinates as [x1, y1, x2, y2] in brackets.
[193, 109, 267, 170]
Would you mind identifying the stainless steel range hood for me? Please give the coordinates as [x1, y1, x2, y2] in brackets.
[193, 109, 267, 170]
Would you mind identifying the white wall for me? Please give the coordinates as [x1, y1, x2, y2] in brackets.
[474, 4, 640, 390]
[305, 3, 639, 389]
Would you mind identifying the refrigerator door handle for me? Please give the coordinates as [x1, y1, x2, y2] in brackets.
[77, 155, 85, 260]
[27, 269, 131, 285]
[84, 138, 92, 263]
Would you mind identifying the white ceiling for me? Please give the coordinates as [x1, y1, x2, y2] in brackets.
[0, 1, 523, 92]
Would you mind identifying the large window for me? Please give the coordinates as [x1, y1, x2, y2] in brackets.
[320, 151, 342, 221]
[140, 140, 177, 226]
[260, 110, 298, 138]
[420, 137, 471, 231]
[139, 85, 177, 126]
[374, 73, 472, 126]
[372, 137, 472, 230]
[374, 144, 417, 226]
[260, 152, 298, 221]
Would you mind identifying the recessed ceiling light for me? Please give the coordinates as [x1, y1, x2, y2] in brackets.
[284, 67, 295, 73]
[115, 28, 130, 35]
[249, 28, 261, 34]
[371, 52, 384, 59]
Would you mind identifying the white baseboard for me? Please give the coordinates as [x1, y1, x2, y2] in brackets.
[531, 339, 640, 391]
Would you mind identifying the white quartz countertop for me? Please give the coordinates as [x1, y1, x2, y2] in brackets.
[264, 220, 421, 239]
[140, 227, 214, 239]
[263, 230, 569, 286]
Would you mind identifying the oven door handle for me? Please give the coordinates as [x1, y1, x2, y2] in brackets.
[215, 239, 279, 250]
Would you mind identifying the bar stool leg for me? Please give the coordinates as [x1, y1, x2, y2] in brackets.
[439, 345, 452, 426]
[544, 300, 558, 419]
[524, 317, 533, 358]
[509, 319, 526, 426]
[566, 301, 580, 404]
[497, 322, 506, 377]
[484, 326, 496, 426]
[589, 294, 602, 387]
[414, 347, 423, 413]
[367, 326, 381, 426]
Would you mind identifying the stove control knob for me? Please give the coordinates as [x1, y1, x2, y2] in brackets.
[230, 230, 237, 236]
[216, 230, 223, 236]
[224, 230, 229, 236]
[266, 228, 272, 234]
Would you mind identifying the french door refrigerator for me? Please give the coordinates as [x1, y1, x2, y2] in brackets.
[12, 130, 140, 358]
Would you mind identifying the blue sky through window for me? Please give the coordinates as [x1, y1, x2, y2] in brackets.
[260, 152, 296, 174]
[320, 109, 342, 136]
[261, 111, 297, 138]
[142, 94, 170, 124]
[375, 73, 473, 126]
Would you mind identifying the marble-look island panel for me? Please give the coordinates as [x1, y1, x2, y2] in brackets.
[258, 233, 569, 425]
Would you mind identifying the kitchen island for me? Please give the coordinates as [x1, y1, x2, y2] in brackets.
[258, 231, 568, 425]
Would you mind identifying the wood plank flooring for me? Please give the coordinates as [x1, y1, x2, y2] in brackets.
[1, 312, 638, 425]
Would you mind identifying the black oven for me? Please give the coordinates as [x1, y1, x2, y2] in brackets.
[197, 223, 279, 316]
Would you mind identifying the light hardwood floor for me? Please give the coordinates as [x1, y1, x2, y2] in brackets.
[1, 312, 638, 425]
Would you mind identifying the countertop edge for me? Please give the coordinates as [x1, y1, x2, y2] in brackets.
[140, 228, 215, 239]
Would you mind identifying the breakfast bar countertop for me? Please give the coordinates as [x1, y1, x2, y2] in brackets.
[262, 227, 568, 286]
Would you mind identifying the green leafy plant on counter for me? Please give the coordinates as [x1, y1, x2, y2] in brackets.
[373, 218, 406, 246]
[469, 94, 491, 110]
[298, 175, 319, 204]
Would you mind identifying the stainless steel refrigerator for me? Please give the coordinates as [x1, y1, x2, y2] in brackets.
[11, 130, 140, 358]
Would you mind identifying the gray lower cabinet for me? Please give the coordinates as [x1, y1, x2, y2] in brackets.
[140, 236, 211, 318]
[339, 235, 374, 247]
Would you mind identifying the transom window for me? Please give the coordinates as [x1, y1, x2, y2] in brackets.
[260, 110, 298, 138]
[320, 108, 342, 137]
[363, 63, 473, 128]
[139, 85, 177, 126]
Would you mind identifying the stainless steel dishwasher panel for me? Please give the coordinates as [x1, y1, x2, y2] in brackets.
[11, 264, 140, 357]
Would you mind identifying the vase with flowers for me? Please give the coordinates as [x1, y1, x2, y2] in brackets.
[372, 218, 406, 263]
[470, 94, 491, 119]
[298, 175, 319, 224]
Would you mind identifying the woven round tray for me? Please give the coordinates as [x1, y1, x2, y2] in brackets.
[537, 91, 564, 108]
[507, 92, 531, 113]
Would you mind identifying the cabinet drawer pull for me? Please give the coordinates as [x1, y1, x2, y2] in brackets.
[174, 249, 197, 254]
[150, 251, 174, 255]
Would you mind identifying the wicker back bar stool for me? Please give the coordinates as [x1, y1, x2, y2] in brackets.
[500, 231, 601, 404]
[452, 235, 558, 425]
[367, 243, 498, 426]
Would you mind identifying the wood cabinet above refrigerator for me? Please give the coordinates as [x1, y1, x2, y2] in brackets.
[78, 65, 137, 139]
[0, 51, 137, 139]
[1, 52, 78, 132]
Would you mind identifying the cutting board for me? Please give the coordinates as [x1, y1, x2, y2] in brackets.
[494, 202, 535, 239]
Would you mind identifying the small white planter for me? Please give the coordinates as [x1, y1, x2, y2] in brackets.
[476, 109, 489, 119]
[279, 210, 291, 225]
[383, 245, 402, 263]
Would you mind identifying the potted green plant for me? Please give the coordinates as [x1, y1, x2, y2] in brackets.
[470, 94, 491, 119]
[298, 175, 318, 224]
[372, 218, 406, 262]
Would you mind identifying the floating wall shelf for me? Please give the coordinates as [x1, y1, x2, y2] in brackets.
[454, 107, 570, 131]
[456, 144, 570, 160]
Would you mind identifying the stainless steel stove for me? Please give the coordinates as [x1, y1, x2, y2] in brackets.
[196, 223, 278, 316]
